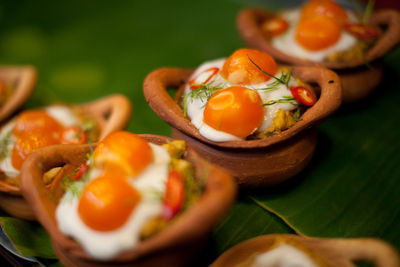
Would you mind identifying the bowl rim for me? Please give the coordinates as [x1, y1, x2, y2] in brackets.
[210, 234, 400, 267]
[143, 65, 342, 149]
[19, 134, 237, 263]
[0, 65, 37, 123]
[236, 8, 400, 70]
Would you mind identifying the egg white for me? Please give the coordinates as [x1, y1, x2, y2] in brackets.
[271, 9, 358, 62]
[251, 243, 318, 267]
[0, 106, 81, 177]
[184, 59, 299, 142]
[56, 143, 171, 260]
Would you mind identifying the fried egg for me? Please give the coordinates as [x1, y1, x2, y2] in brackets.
[0, 106, 81, 177]
[56, 132, 171, 260]
[271, 1, 359, 61]
[184, 49, 300, 142]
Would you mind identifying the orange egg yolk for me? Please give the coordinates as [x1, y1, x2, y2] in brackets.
[78, 175, 141, 231]
[295, 16, 341, 51]
[221, 48, 277, 85]
[11, 110, 63, 170]
[203, 86, 264, 138]
[93, 131, 153, 177]
[301, 0, 348, 26]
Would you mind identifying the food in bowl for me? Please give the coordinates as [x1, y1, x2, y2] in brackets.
[264, 0, 380, 62]
[182, 48, 316, 142]
[55, 131, 204, 260]
[0, 105, 99, 187]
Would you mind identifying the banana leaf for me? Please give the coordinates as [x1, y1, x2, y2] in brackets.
[0, 0, 399, 265]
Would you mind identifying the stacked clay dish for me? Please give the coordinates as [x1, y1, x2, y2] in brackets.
[211, 234, 400, 267]
[144, 48, 342, 187]
[0, 94, 131, 220]
[20, 131, 236, 267]
[0, 65, 37, 122]
[237, 0, 400, 102]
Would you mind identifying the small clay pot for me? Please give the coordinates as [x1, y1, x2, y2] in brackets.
[0, 94, 132, 220]
[210, 234, 400, 267]
[19, 135, 237, 267]
[237, 8, 400, 103]
[143, 66, 341, 187]
[0, 65, 37, 122]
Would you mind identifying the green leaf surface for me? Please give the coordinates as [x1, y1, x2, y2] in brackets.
[0, 0, 399, 265]
[0, 217, 56, 259]
[251, 52, 400, 251]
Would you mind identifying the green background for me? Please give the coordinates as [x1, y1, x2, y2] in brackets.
[0, 0, 399, 266]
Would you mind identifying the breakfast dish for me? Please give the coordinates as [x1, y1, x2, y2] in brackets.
[211, 234, 400, 267]
[20, 132, 236, 266]
[183, 48, 316, 142]
[0, 66, 37, 122]
[237, 0, 400, 102]
[144, 48, 341, 187]
[0, 94, 132, 219]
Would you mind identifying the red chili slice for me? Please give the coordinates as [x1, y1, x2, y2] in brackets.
[290, 86, 316, 106]
[189, 67, 219, 90]
[60, 126, 87, 144]
[262, 17, 289, 37]
[74, 162, 89, 181]
[343, 23, 379, 39]
[163, 169, 185, 220]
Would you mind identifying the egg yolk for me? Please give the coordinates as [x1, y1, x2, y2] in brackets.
[11, 110, 63, 170]
[93, 131, 153, 177]
[295, 16, 341, 51]
[221, 48, 277, 85]
[78, 175, 140, 231]
[301, 0, 348, 26]
[203, 86, 264, 138]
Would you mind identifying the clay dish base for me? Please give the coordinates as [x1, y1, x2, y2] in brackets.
[0, 94, 132, 220]
[210, 234, 400, 267]
[172, 128, 318, 188]
[19, 135, 236, 267]
[143, 66, 341, 187]
[0, 65, 37, 122]
[237, 8, 400, 103]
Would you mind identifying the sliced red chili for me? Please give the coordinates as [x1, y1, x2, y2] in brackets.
[290, 86, 316, 106]
[74, 162, 89, 181]
[163, 169, 185, 220]
[262, 17, 289, 37]
[189, 67, 219, 90]
[343, 23, 379, 39]
[60, 126, 87, 144]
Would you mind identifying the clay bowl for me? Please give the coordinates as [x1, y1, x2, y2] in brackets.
[0, 94, 132, 220]
[143, 66, 341, 188]
[237, 8, 400, 103]
[211, 234, 400, 267]
[0, 65, 37, 122]
[19, 134, 237, 267]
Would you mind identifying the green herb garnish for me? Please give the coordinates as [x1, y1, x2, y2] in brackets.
[0, 130, 12, 159]
[261, 96, 296, 106]
[362, 0, 375, 24]
[183, 84, 223, 117]
[295, 106, 302, 122]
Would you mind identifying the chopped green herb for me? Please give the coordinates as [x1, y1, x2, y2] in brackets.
[0, 130, 12, 159]
[183, 84, 224, 117]
[362, 0, 375, 24]
[261, 96, 296, 106]
[295, 106, 302, 122]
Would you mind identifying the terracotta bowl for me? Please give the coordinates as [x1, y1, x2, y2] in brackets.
[143, 66, 341, 188]
[0, 65, 37, 122]
[19, 134, 237, 267]
[211, 234, 400, 267]
[0, 94, 132, 220]
[237, 8, 400, 103]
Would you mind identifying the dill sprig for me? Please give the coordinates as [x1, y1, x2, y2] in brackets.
[256, 68, 294, 92]
[362, 0, 375, 24]
[261, 96, 296, 106]
[0, 130, 12, 159]
[295, 106, 302, 122]
[183, 84, 223, 117]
